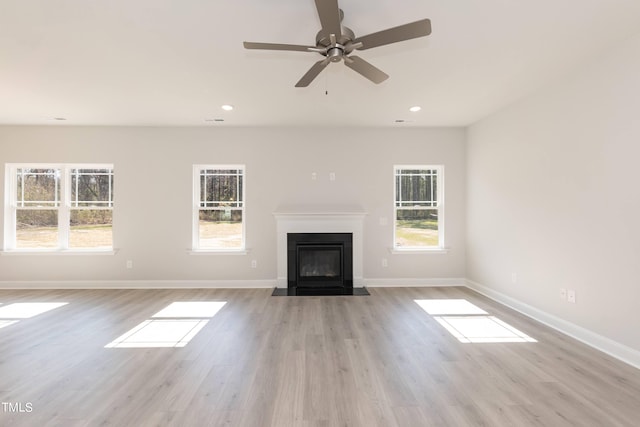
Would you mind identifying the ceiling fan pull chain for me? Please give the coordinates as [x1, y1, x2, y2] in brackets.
[325, 68, 329, 95]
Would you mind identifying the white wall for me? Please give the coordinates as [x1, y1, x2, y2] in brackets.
[0, 126, 466, 285]
[467, 32, 640, 352]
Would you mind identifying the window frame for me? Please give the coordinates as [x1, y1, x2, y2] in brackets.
[192, 164, 246, 253]
[393, 165, 445, 252]
[3, 163, 114, 253]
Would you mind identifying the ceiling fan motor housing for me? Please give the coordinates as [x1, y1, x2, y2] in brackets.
[316, 25, 357, 61]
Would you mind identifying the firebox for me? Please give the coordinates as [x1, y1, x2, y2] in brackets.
[287, 233, 353, 295]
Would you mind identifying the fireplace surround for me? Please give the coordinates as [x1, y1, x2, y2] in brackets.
[273, 206, 369, 296]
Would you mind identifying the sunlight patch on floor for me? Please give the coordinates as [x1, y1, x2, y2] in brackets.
[0, 302, 68, 331]
[152, 301, 226, 318]
[415, 299, 536, 344]
[415, 299, 488, 315]
[0, 320, 19, 329]
[435, 316, 537, 343]
[105, 319, 209, 348]
[0, 302, 68, 318]
[105, 301, 226, 348]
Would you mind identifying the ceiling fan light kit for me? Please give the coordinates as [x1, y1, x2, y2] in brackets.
[243, 0, 431, 87]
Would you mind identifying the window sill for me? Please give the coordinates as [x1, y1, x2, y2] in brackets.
[390, 247, 450, 255]
[0, 249, 118, 256]
[188, 249, 249, 256]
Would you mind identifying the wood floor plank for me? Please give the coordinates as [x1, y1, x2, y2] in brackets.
[0, 286, 639, 426]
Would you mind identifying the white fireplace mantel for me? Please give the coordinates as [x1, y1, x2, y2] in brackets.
[273, 205, 367, 288]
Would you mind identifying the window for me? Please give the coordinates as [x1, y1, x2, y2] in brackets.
[4, 164, 114, 251]
[394, 166, 443, 249]
[193, 165, 245, 251]
[69, 168, 114, 249]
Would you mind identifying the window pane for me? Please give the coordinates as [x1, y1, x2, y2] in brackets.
[200, 169, 243, 207]
[200, 174, 207, 205]
[205, 169, 237, 175]
[71, 169, 113, 207]
[199, 209, 242, 249]
[16, 168, 60, 207]
[395, 209, 438, 247]
[396, 169, 438, 207]
[396, 172, 437, 206]
[16, 210, 59, 248]
[70, 210, 113, 248]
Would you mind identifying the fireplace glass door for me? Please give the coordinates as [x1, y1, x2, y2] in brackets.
[297, 245, 343, 286]
[287, 232, 353, 292]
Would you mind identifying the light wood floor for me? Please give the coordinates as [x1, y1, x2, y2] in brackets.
[0, 287, 639, 426]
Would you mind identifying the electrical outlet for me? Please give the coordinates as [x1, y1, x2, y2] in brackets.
[329, 172, 336, 181]
[560, 288, 567, 300]
[511, 272, 517, 284]
[311, 172, 317, 180]
[382, 258, 388, 268]
[251, 260, 257, 268]
[126, 260, 133, 269]
[567, 290, 576, 303]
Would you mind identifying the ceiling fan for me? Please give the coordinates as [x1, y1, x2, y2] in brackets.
[243, 0, 432, 87]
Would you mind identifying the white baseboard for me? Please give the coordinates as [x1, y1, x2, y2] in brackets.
[0, 277, 460, 290]
[0, 279, 277, 290]
[466, 279, 640, 370]
[365, 278, 465, 287]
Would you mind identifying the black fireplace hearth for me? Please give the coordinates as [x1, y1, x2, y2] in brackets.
[271, 287, 370, 296]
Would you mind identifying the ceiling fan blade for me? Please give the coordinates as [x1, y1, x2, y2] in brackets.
[353, 19, 432, 50]
[344, 56, 388, 84]
[295, 58, 330, 87]
[314, 0, 342, 38]
[243, 41, 315, 52]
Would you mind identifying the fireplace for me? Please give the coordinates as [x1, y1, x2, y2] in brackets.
[272, 206, 369, 296]
[287, 233, 353, 295]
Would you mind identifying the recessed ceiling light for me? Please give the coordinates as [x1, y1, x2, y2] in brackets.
[409, 106, 421, 112]
[53, 117, 67, 121]
[221, 105, 234, 111]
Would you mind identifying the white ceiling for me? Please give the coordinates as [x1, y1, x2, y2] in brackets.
[1, 0, 640, 128]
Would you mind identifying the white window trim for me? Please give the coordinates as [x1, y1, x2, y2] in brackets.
[389, 247, 449, 255]
[191, 164, 246, 253]
[3, 163, 114, 253]
[393, 165, 445, 252]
